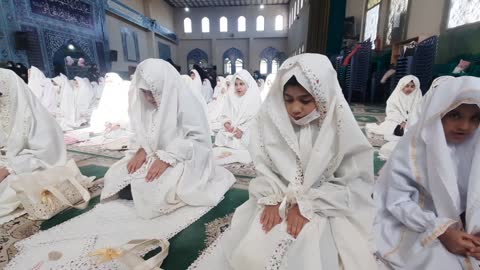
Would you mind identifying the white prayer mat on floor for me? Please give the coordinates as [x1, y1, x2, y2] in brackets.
[188, 230, 230, 270]
[6, 200, 214, 269]
[213, 147, 252, 165]
[0, 209, 26, 226]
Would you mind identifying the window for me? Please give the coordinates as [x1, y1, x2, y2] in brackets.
[238, 16, 246, 32]
[256, 16, 265, 31]
[235, 59, 243, 72]
[294, 1, 298, 16]
[224, 58, 232, 74]
[301, 44, 305, 53]
[272, 59, 279, 74]
[201, 17, 210, 33]
[275, 15, 284, 31]
[386, 0, 409, 45]
[260, 59, 268, 74]
[448, 0, 480, 29]
[364, 3, 380, 48]
[220, 16, 228, 32]
[300, 0, 304, 9]
[184, 18, 192, 33]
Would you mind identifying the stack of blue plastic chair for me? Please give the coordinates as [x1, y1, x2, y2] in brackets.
[345, 40, 372, 103]
[412, 36, 438, 93]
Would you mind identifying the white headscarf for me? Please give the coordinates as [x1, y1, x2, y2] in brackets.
[202, 79, 214, 103]
[386, 75, 422, 124]
[27, 66, 46, 99]
[220, 70, 261, 129]
[262, 74, 276, 102]
[181, 74, 209, 125]
[53, 73, 80, 129]
[74, 76, 95, 116]
[190, 69, 203, 94]
[213, 76, 227, 99]
[257, 78, 265, 91]
[27, 66, 57, 113]
[407, 75, 455, 129]
[375, 77, 480, 266]
[247, 54, 375, 269]
[129, 59, 231, 205]
[0, 68, 66, 174]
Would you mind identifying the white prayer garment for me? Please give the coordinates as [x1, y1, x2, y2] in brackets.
[52, 73, 83, 130]
[101, 59, 235, 219]
[379, 76, 455, 161]
[0, 68, 67, 218]
[262, 74, 276, 102]
[74, 76, 95, 119]
[374, 76, 480, 270]
[181, 74, 211, 134]
[257, 78, 265, 92]
[366, 75, 422, 139]
[190, 69, 204, 97]
[27, 66, 58, 114]
[208, 76, 229, 132]
[213, 70, 261, 165]
[190, 54, 377, 270]
[202, 78, 214, 103]
[89, 73, 130, 133]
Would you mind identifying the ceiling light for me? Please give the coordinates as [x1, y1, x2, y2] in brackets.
[67, 44, 75, 50]
[185, 7, 190, 12]
[260, 4, 265, 9]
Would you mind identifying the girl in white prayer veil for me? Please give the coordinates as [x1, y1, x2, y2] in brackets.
[378, 76, 455, 160]
[202, 78, 214, 103]
[100, 59, 235, 219]
[89, 73, 130, 133]
[189, 54, 376, 270]
[374, 76, 480, 270]
[213, 70, 261, 165]
[74, 76, 95, 119]
[190, 69, 204, 96]
[366, 75, 422, 139]
[52, 73, 82, 130]
[0, 68, 67, 218]
[28, 66, 57, 114]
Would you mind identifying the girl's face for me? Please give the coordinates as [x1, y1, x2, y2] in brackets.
[442, 103, 480, 144]
[283, 85, 316, 120]
[141, 89, 158, 107]
[190, 72, 195, 80]
[235, 78, 247, 96]
[402, 81, 416, 95]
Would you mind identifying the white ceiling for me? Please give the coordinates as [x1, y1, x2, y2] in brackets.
[164, 0, 290, 8]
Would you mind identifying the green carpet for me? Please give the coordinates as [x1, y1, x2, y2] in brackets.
[374, 151, 386, 176]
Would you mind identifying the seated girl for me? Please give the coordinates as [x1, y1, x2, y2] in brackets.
[0, 69, 67, 219]
[213, 70, 261, 165]
[191, 54, 377, 270]
[100, 59, 235, 219]
[374, 76, 480, 269]
[378, 76, 454, 160]
[366, 75, 422, 140]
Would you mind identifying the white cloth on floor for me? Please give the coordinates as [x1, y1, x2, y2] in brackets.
[214, 70, 261, 159]
[366, 75, 422, 137]
[0, 68, 67, 218]
[374, 76, 480, 269]
[101, 59, 235, 219]
[191, 54, 377, 270]
[6, 200, 214, 270]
